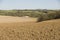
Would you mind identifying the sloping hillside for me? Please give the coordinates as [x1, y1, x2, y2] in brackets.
[0, 16, 60, 40]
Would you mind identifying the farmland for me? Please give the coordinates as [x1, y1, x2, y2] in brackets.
[0, 9, 60, 40]
[0, 16, 36, 23]
[0, 16, 60, 40]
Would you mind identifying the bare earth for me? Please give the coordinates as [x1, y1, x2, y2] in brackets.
[0, 16, 60, 40]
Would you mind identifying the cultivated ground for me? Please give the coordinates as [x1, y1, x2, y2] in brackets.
[0, 16, 36, 23]
[0, 16, 60, 40]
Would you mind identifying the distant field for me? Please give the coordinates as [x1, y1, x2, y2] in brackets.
[0, 16, 60, 40]
[0, 16, 36, 23]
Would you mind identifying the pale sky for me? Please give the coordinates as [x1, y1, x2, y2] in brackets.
[0, 0, 60, 10]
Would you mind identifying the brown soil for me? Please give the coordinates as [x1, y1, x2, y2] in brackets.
[0, 16, 60, 40]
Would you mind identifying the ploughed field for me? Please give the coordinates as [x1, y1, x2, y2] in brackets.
[0, 16, 60, 40]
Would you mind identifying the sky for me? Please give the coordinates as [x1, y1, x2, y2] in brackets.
[0, 0, 60, 10]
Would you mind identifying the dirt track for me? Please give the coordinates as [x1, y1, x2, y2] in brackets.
[0, 16, 36, 23]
